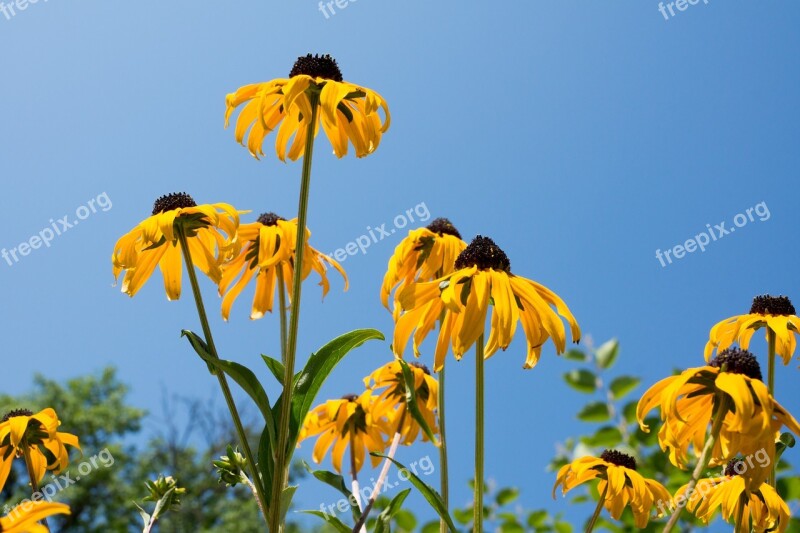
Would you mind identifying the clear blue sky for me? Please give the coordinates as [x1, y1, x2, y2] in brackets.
[2, 0, 799, 528]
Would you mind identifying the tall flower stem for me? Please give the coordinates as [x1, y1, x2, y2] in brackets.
[177, 227, 269, 525]
[663, 395, 731, 533]
[586, 484, 609, 533]
[349, 428, 366, 533]
[437, 366, 449, 533]
[474, 334, 485, 533]
[767, 328, 777, 487]
[277, 266, 288, 361]
[270, 93, 320, 533]
[22, 448, 48, 529]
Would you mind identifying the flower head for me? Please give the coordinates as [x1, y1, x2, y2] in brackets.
[553, 450, 670, 529]
[299, 392, 390, 474]
[637, 348, 800, 472]
[218, 213, 347, 320]
[705, 294, 799, 364]
[393, 235, 580, 371]
[225, 54, 390, 161]
[0, 501, 70, 533]
[112, 193, 241, 300]
[0, 408, 80, 490]
[381, 218, 467, 315]
[364, 360, 439, 445]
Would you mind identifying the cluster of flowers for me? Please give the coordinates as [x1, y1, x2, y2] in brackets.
[554, 295, 800, 531]
[0, 408, 79, 531]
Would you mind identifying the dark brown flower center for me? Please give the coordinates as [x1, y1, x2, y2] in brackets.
[257, 212, 285, 227]
[340, 394, 358, 402]
[454, 236, 511, 272]
[724, 458, 745, 477]
[600, 449, 637, 470]
[290, 54, 343, 82]
[152, 192, 197, 215]
[750, 295, 795, 316]
[426, 218, 462, 240]
[409, 361, 431, 375]
[709, 347, 762, 381]
[2, 408, 33, 422]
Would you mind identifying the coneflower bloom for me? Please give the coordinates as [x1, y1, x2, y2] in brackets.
[364, 360, 439, 445]
[393, 235, 580, 371]
[553, 450, 670, 529]
[218, 212, 347, 320]
[381, 218, 467, 316]
[112, 193, 241, 300]
[299, 392, 390, 474]
[706, 295, 799, 364]
[0, 408, 80, 490]
[225, 54, 390, 161]
[0, 501, 70, 533]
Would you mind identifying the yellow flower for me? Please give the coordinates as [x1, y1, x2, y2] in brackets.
[553, 450, 671, 529]
[364, 360, 439, 445]
[381, 218, 467, 316]
[225, 54, 390, 161]
[0, 501, 70, 533]
[0, 408, 80, 490]
[112, 193, 241, 300]
[299, 392, 391, 474]
[705, 294, 799, 364]
[393, 236, 580, 371]
[218, 213, 347, 321]
[637, 348, 800, 473]
[676, 461, 791, 533]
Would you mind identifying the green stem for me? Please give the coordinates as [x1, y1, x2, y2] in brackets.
[586, 483, 609, 533]
[767, 328, 777, 488]
[269, 94, 320, 533]
[438, 366, 449, 533]
[22, 447, 48, 529]
[474, 334, 485, 533]
[277, 265, 288, 363]
[177, 227, 269, 525]
[662, 395, 731, 533]
[733, 493, 746, 533]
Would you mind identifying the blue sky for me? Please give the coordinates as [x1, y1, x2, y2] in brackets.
[1, 0, 799, 528]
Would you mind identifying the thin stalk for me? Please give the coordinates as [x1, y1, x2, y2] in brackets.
[177, 228, 269, 525]
[767, 328, 777, 487]
[662, 395, 731, 532]
[22, 448, 48, 530]
[349, 427, 366, 533]
[270, 94, 320, 533]
[437, 365, 449, 533]
[474, 334, 485, 533]
[277, 265, 288, 362]
[734, 494, 746, 533]
[585, 483, 609, 533]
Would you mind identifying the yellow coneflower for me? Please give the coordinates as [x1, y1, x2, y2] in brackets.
[553, 450, 671, 529]
[676, 459, 791, 533]
[0, 408, 80, 490]
[637, 348, 800, 473]
[0, 501, 70, 533]
[299, 392, 390, 474]
[364, 360, 439, 445]
[218, 212, 347, 321]
[392, 235, 580, 371]
[381, 218, 467, 317]
[112, 193, 241, 300]
[225, 54, 390, 161]
[706, 295, 799, 364]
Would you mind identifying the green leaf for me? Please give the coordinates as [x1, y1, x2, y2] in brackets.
[609, 376, 640, 399]
[398, 359, 439, 445]
[394, 509, 417, 532]
[374, 489, 411, 533]
[563, 369, 597, 393]
[595, 339, 619, 369]
[261, 355, 285, 386]
[554, 521, 573, 533]
[500, 523, 525, 533]
[622, 401, 638, 424]
[776, 432, 796, 461]
[495, 487, 519, 506]
[373, 453, 458, 532]
[581, 426, 623, 447]
[280, 485, 297, 524]
[298, 510, 352, 533]
[300, 460, 361, 522]
[421, 521, 440, 533]
[564, 349, 588, 362]
[527, 510, 548, 527]
[577, 402, 612, 422]
[181, 330, 276, 447]
[257, 424, 275, 502]
[453, 508, 472, 525]
[280, 329, 385, 455]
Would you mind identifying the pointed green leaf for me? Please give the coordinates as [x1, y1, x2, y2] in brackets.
[563, 369, 597, 393]
[564, 349, 588, 362]
[300, 460, 361, 522]
[609, 376, 640, 399]
[261, 355, 285, 386]
[495, 487, 519, 506]
[398, 359, 439, 445]
[374, 488, 411, 533]
[280, 485, 297, 524]
[298, 510, 352, 533]
[580, 426, 623, 447]
[577, 402, 612, 422]
[595, 339, 619, 369]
